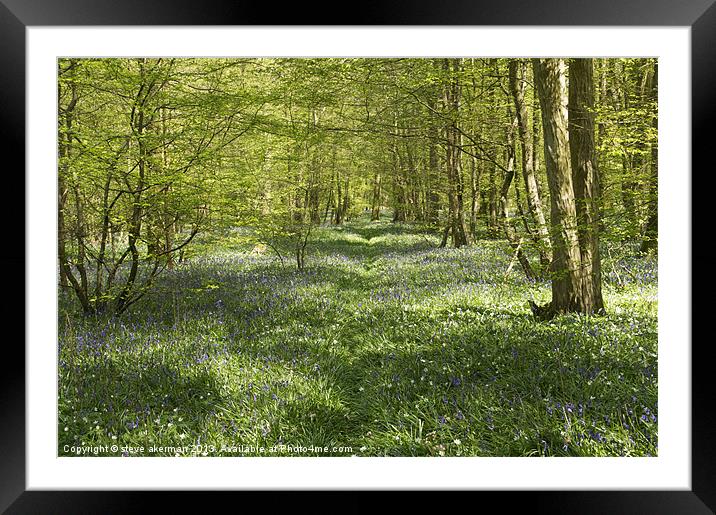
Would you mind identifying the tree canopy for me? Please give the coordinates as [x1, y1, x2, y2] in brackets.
[58, 57, 657, 315]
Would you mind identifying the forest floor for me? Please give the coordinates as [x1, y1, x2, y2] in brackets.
[58, 216, 658, 457]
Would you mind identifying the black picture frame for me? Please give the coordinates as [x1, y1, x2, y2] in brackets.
[2, 1, 712, 512]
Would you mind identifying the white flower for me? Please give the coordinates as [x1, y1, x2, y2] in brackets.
[359, 446, 367, 452]
[453, 439, 461, 445]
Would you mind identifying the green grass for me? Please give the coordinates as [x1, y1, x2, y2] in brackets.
[58, 217, 657, 457]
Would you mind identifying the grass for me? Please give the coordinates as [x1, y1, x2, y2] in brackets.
[58, 216, 658, 457]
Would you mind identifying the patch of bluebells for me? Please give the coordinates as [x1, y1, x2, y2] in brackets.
[58, 221, 658, 457]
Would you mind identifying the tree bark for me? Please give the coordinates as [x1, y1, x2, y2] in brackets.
[501, 108, 535, 281]
[443, 58, 469, 247]
[469, 153, 480, 237]
[426, 95, 441, 225]
[533, 58, 585, 315]
[568, 58, 605, 313]
[640, 60, 658, 254]
[508, 59, 552, 270]
[371, 171, 382, 221]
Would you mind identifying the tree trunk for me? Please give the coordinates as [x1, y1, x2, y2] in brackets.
[391, 123, 406, 222]
[443, 58, 469, 247]
[568, 58, 605, 313]
[334, 167, 343, 225]
[341, 178, 350, 222]
[427, 107, 441, 225]
[508, 59, 552, 270]
[469, 153, 480, 237]
[371, 172, 382, 220]
[533, 58, 585, 315]
[640, 60, 658, 254]
[501, 108, 535, 280]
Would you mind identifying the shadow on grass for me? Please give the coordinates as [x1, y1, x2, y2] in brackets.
[58, 353, 226, 456]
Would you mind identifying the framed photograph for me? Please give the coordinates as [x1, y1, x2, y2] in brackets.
[3, 0, 712, 512]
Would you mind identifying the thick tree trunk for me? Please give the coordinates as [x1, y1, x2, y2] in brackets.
[533, 58, 585, 315]
[568, 58, 605, 313]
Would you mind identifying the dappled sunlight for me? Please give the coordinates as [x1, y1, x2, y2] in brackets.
[57, 56, 660, 458]
[60, 219, 658, 457]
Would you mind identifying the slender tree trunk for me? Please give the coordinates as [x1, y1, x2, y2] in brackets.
[334, 166, 343, 224]
[640, 60, 658, 254]
[323, 188, 333, 223]
[390, 116, 407, 222]
[470, 153, 480, 236]
[341, 178, 350, 221]
[427, 102, 441, 225]
[405, 138, 417, 221]
[371, 172, 382, 220]
[58, 174, 70, 289]
[533, 95, 541, 180]
[57, 62, 78, 291]
[309, 152, 321, 225]
[508, 59, 552, 270]
[117, 60, 152, 313]
[443, 58, 469, 247]
[57, 59, 91, 311]
[615, 60, 639, 234]
[501, 108, 535, 280]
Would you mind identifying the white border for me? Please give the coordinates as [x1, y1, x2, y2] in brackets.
[27, 27, 691, 490]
